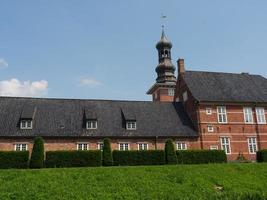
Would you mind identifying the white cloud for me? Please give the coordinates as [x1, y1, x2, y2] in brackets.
[79, 78, 102, 87]
[0, 58, 8, 69]
[0, 79, 48, 97]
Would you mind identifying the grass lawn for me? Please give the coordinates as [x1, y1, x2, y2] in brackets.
[0, 164, 266, 200]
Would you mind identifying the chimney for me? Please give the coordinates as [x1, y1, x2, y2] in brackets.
[177, 58, 185, 74]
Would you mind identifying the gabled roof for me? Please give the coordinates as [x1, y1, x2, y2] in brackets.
[183, 71, 267, 103]
[0, 96, 197, 138]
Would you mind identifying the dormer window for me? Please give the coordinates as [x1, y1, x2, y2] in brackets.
[126, 121, 136, 130]
[86, 120, 97, 130]
[20, 120, 32, 129]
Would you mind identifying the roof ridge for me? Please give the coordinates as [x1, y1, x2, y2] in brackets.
[0, 96, 174, 104]
[186, 70, 262, 77]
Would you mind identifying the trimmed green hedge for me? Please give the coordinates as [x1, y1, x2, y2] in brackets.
[0, 151, 29, 169]
[165, 139, 177, 164]
[257, 150, 267, 162]
[30, 137, 45, 169]
[113, 150, 165, 166]
[176, 150, 227, 164]
[45, 150, 101, 168]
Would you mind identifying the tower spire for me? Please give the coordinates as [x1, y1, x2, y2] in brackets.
[146, 27, 177, 102]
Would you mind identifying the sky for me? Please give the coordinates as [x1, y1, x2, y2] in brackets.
[1, 0, 267, 101]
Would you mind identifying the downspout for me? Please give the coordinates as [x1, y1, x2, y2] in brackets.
[155, 136, 158, 150]
[196, 101, 203, 149]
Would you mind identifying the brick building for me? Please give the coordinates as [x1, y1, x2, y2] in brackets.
[1, 30, 267, 161]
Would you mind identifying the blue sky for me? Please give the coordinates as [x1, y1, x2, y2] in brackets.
[1, 0, 267, 100]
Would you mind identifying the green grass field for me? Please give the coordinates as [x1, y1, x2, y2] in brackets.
[0, 164, 266, 200]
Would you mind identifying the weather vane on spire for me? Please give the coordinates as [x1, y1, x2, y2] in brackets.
[161, 14, 167, 30]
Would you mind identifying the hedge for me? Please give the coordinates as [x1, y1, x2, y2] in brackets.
[165, 139, 177, 164]
[256, 150, 267, 162]
[0, 151, 29, 169]
[102, 138, 113, 166]
[113, 150, 165, 166]
[30, 137, 45, 169]
[176, 150, 227, 164]
[45, 150, 101, 168]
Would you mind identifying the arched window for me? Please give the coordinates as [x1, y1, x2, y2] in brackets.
[164, 50, 169, 57]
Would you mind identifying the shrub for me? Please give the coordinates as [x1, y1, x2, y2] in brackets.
[257, 150, 267, 162]
[102, 138, 113, 166]
[0, 151, 29, 169]
[165, 139, 177, 164]
[113, 150, 165, 166]
[176, 150, 227, 164]
[45, 150, 101, 168]
[30, 137, 45, 168]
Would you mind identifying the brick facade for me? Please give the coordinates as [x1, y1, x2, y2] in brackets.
[175, 72, 267, 161]
[0, 137, 200, 153]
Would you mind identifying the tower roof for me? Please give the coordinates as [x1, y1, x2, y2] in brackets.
[156, 29, 172, 49]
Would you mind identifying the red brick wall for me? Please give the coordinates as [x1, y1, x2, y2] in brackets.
[198, 104, 267, 161]
[152, 87, 174, 102]
[0, 137, 199, 152]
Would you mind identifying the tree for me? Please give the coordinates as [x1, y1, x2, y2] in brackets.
[102, 138, 113, 166]
[29, 137, 45, 168]
[165, 139, 177, 164]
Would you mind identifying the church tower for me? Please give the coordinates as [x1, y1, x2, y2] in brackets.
[147, 29, 177, 102]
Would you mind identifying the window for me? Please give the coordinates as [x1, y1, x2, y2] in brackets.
[248, 137, 257, 154]
[20, 120, 32, 129]
[206, 108, 212, 115]
[217, 106, 227, 123]
[183, 91, 188, 102]
[77, 143, 88, 150]
[168, 88, 175, 96]
[126, 121, 136, 130]
[14, 144, 28, 151]
[98, 142, 103, 151]
[86, 120, 97, 129]
[244, 107, 253, 124]
[119, 143, 129, 151]
[138, 143, 148, 150]
[220, 137, 231, 154]
[176, 142, 187, 150]
[210, 145, 218, 150]
[207, 125, 214, 132]
[256, 107, 266, 124]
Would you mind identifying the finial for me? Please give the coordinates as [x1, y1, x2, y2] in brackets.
[161, 14, 167, 38]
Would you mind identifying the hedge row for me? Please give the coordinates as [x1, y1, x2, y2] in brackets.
[257, 150, 267, 162]
[0, 151, 29, 169]
[113, 150, 165, 166]
[45, 151, 102, 168]
[176, 150, 227, 164]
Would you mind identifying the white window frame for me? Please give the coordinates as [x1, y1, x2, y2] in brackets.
[243, 107, 253, 124]
[137, 143, 148, 151]
[210, 145, 218, 150]
[86, 120, 97, 130]
[20, 120, 33, 129]
[118, 143, 130, 151]
[183, 91, 188, 102]
[207, 125, 214, 132]
[247, 137, 257, 154]
[176, 142, 187, 150]
[168, 88, 175, 96]
[256, 107, 266, 124]
[220, 137, 231, 154]
[14, 143, 28, 151]
[126, 121, 136, 130]
[76, 143, 89, 151]
[97, 142, 103, 151]
[217, 106, 227, 124]
[206, 108, 212, 115]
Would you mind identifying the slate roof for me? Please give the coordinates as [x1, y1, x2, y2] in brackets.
[0, 97, 197, 138]
[183, 71, 267, 103]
